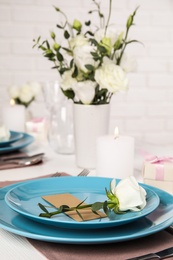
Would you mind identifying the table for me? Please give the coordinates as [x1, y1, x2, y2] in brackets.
[0, 140, 172, 260]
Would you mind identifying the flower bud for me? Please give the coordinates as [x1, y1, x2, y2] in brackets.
[126, 14, 133, 29]
[53, 43, 60, 51]
[100, 37, 112, 55]
[50, 31, 56, 40]
[73, 19, 82, 31]
[114, 32, 123, 50]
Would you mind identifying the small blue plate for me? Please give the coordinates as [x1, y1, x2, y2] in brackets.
[0, 179, 172, 244]
[5, 177, 160, 229]
[0, 132, 34, 154]
[0, 131, 23, 147]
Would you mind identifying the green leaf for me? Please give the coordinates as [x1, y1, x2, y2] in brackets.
[61, 88, 75, 100]
[91, 202, 103, 212]
[46, 40, 50, 49]
[57, 52, 64, 62]
[72, 65, 78, 78]
[56, 24, 64, 29]
[64, 30, 70, 39]
[85, 20, 91, 26]
[97, 45, 107, 54]
[76, 210, 84, 220]
[38, 203, 49, 213]
[76, 198, 87, 208]
[103, 201, 109, 215]
[62, 47, 72, 53]
[85, 31, 94, 37]
[85, 64, 94, 71]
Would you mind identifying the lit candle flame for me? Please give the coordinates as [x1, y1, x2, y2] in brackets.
[114, 126, 119, 139]
[10, 99, 15, 106]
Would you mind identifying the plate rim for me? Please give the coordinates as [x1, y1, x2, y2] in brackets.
[0, 131, 23, 146]
[0, 132, 34, 153]
[0, 180, 173, 244]
[5, 176, 160, 229]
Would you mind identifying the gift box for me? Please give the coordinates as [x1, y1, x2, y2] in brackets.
[25, 117, 48, 141]
[143, 156, 173, 195]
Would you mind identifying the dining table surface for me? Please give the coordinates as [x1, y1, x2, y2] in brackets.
[0, 138, 173, 260]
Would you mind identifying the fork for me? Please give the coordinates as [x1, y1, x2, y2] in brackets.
[52, 168, 90, 177]
[77, 168, 90, 176]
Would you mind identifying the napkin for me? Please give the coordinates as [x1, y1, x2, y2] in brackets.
[1, 174, 173, 260]
[0, 151, 43, 170]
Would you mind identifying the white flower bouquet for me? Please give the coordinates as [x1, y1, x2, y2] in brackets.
[8, 81, 41, 108]
[33, 0, 139, 105]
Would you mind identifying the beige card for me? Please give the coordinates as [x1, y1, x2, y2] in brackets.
[42, 193, 106, 222]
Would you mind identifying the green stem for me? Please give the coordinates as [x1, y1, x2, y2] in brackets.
[104, 0, 112, 36]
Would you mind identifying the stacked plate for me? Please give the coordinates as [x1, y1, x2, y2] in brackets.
[0, 177, 173, 244]
[0, 130, 34, 154]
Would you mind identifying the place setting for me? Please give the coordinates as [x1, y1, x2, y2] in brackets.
[0, 174, 172, 245]
[0, 124, 44, 170]
[1, 0, 173, 259]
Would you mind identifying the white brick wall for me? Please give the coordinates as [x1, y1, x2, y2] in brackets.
[0, 0, 173, 147]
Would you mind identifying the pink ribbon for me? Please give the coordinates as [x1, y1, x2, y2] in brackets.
[145, 154, 173, 181]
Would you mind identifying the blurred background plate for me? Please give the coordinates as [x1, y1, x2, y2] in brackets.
[0, 133, 34, 154]
[0, 131, 23, 147]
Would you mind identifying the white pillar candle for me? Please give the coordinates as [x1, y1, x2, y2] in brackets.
[96, 128, 134, 179]
[2, 102, 25, 132]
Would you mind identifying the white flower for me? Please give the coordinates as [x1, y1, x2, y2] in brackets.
[73, 81, 97, 104]
[73, 44, 99, 73]
[8, 85, 20, 99]
[34, 2, 139, 105]
[95, 57, 129, 93]
[94, 27, 120, 48]
[69, 34, 89, 50]
[19, 84, 34, 103]
[111, 176, 147, 212]
[61, 70, 78, 91]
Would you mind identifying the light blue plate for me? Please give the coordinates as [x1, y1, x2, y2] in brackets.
[0, 178, 173, 244]
[0, 132, 34, 154]
[0, 177, 173, 244]
[5, 177, 160, 229]
[0, 131, 23, 147]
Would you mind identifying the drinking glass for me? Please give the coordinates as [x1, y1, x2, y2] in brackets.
[42, 81, 75, 154]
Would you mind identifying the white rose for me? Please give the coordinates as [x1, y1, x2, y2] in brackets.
[8, 85, 20, 99]
[95, 57, 128, 93]
[73, 80, 96, 104]
[61, 70, 77, 91]
[69, 34, 89, 50]
[19, 84, 34, 103]
[73, 44, 98, 73]
[111, 176, 147, 212]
